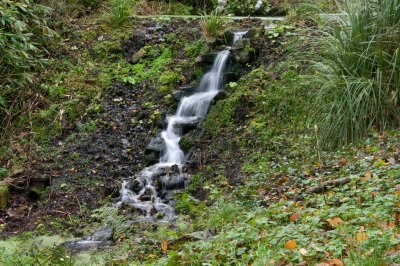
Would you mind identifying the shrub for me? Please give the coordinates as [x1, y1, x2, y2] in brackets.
[200, 9, 225, 38]
[0, 0, 54, 129]
[110, 0, 133, 25]
[223, 0, 271, 15]
[311, 0, 400, 149]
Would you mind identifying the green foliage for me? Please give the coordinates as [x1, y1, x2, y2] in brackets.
[184, 39, 206, 58]
[310, 0, 400, 149]
[224, 0, 270, 15]
[0, 0, 55, 126]
[110, 0, 133, 25]
[199, 9, 225, 38]
[78, 120, 97, 132]
[158, 71, 180, 85]
[0, 168, 8, 180]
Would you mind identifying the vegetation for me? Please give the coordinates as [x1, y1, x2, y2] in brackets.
[0, 0, 400, 265]
[311, 0, 400, 149]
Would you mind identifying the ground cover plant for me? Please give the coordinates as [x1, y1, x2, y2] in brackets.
[0, 0, 399, 265]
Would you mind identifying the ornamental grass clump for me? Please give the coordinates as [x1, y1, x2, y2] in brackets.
[199, 9, 225, 38]
[311, 0, 400, 149]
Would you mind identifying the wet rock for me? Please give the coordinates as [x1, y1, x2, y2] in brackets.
[206, 37, 217, 48]
[173, 84, 197, 101]
[176, 117, 202, 134]
[164, 175, 186, 190]
[145, 133, 165, 155]
[232, 49, 251, 64]
[214, 90, 227, 102]
[63, 240, 113, 251]
[224, 72, 239, 83]
[138, 187, 153, 201]
[89, 227, 113, 241]
[243, 27, 262, 40]
[0, 185, 10, 209]
[130, 179, 144, 193]
[200, 52, 219, 65]
[223, 29, 234, 44]
[131, 49, 145, 64]
[171, 164, 180, 175]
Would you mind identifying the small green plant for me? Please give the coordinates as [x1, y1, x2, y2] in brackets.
[199, 9, 225, 38]
[110, 0, 133, 25]
[0, 168, 8, 180]
[222, 0, 271, 15]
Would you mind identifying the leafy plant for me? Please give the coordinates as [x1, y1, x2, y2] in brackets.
[310, 0, 400, 149]
[110, 0, 133, 25]
[199, 9, 225, 38]
[0, 0, 54, 129]
[223, 0, 271, 15]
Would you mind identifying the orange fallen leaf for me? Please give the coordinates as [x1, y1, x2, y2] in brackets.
[329, 258, 344, 266]
[161, 239, 168, 253]
[356, 227, 369, 244]
[389, 221, 396, 229]
[361, 172, 372, 181]
[284, 239, 297, 250]
[326, 217, 344, 228]
[290, 213, 300, 222]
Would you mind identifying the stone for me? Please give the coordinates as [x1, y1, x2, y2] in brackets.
[0, 185, 10, 209]
[200, 52, 220, 65]
[138, 187, 153, 201]
[232, 49, 251, 64]
[243, 27, 262, 40]
[170, 164, 180, 175]
[175, 117, 202, 134]
[205, 37, 217, 48]
[131, 49, 145, 64]
[224, 72, 239, 83]
[89, 227, 113, 241]
[145, 133, 165, 155]
[222, 29, 234, 44]
[214, 90, 227, 102]
[130, 179, 144, 193]
[173, 84, 197, 101]
[31, 174, 50, 187]
[163, 175, 186, 190]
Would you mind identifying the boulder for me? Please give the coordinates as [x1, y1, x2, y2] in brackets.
[164, 175, 186, 190]
[205, 37, 217, 48]
[175, 117, 202, 134]
[138, 187, 153, 201]
[0, 185, 10, 209]
[89, 227, 113, 242]
[145, 133, 165, 155]
[131, 49, 145, 64]
[222, 29, 235, 44]
[200, 52, 220, 65]
[243, 27, 262, 40]
[30, 174, 50, 187]
[173, 84, 197, 101]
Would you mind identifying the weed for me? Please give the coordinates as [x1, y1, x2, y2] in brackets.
[200, 9, 225, 38]
[110, 0, 132, 25]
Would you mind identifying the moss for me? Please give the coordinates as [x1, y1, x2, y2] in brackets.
[0, 185, 10, 209]
[179, 136, 192, 153]
[159, 71, 180, 85]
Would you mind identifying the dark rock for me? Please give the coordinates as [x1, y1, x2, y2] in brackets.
[89, 227, 113, 241]
[63, 240, 113, 251]
[175, 117, 202, 134]
[164, 175, 186, 190]
[31, 174, 50, 187]
[224, 72, 239, 83]
[28, 187, 43, 201]
[214, 90, 227, 101]
[171, 164, 180, 175]
[243, 27, 262, 40]
[131, 49, 145, 64]
[145, 133, 165, 155]
[0, 185, 10, 209]
[232, 49, 251, 64]
[130, 179, 144, 193]
[206, 37, 217, 48]
[138, 187, 153, 201]
[200, 52, 220, 65]
[223, 29, 234, 44]
[173, 84, 197, 101]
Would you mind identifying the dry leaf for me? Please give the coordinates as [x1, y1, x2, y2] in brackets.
[356, 227, 369, 244]
[161, 239, 168, 253]
[329, 258, 344, 266]
[284, 239, 297, 250]
[299, 248, 308, 256]
[290, 213, 300, 222]
[389, 221, 396, 229]
[326, 217, 344, 228]
[361, 172, 372, 181]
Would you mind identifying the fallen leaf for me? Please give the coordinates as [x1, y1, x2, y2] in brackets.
[356, 227, 369, 244]
[389, 221, 396, 229]
[299, 248, 308, 256]
[290, 213, 300, 222]
[284, 239, 297, 250]
[329, 258, 344, 266]
[361, 172, 372, 181]
[326, 217, 344, 228]
[161, 239, 168, 253]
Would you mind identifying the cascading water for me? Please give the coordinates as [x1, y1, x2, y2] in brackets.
[118, 50, 230, 219]
[232, 31, 248, 44]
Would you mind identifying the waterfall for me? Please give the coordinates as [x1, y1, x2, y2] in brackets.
[118, 50, 230, 218]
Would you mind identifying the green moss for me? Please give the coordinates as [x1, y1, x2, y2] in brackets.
[159, 71, 180, 85]
[78, 120, 97, 132]
[179, 136, 192, 153]
[0, 168, 8, 180]
[0, 185, 10, 209]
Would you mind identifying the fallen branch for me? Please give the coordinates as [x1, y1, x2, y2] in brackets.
[306, 177, 351, 194]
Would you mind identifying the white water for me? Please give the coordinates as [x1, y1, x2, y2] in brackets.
[232, 31, 248, 44]
[118, 50, 230, 218]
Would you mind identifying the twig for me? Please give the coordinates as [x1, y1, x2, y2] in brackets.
[306, 177, 351, 194]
